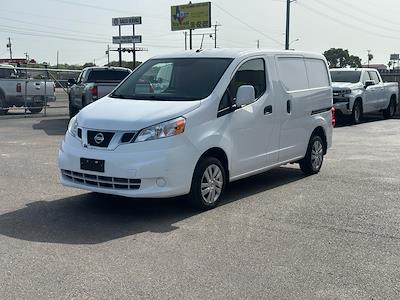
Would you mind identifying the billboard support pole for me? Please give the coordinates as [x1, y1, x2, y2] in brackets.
[118, 25, 122, 67]
[189, 29, 193, 50]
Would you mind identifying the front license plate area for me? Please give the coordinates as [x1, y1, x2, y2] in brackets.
[80, 158, 105, 173]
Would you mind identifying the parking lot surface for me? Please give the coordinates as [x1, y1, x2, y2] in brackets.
[0, 115, 400, 299]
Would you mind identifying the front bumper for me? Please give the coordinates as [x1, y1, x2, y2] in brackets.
[58, 132, 199, 198]
[333, 98, 351, 115]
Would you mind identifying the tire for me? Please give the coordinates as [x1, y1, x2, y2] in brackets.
[82, 96, 87, 108]
[29, 107, 43, 114]
[352, 100, 363, 124]
[299, 135, 325, 175]
[189, 157, 227, 210]
[68, 96, 79, 119]
[0, 93, 6, 116]
[383, 97, 397, 119]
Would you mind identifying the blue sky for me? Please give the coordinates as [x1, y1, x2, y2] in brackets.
[1, 0, 399, 66]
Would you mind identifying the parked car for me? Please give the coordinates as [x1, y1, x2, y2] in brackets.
[0, 64, 56, 115]
[68, 67, 131, 118]
[330, 68, 399, 124]
[59, 49, 334, 210]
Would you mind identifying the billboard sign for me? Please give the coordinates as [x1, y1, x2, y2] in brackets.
[171, 2, 211, 31]
[390, 54, 399, 60]
[112, 35, 142, 44]
[112, 16, 142, 26]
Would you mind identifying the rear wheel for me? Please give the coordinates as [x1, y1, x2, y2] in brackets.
[299, 135, 325, 175]
[352, 100, 363, 125]
[383, 97, 397, 119]
[189, 157, 226, 210]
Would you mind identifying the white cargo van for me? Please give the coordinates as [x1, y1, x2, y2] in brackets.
[59, 49, 334, 210]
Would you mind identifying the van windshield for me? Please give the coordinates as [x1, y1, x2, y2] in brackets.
[110, 58, 233, 101]
[330, 71, 361, 83]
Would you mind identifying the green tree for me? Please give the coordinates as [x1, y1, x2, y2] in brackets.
[323, 48, 362, 68]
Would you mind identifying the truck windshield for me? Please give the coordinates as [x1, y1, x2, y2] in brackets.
[330, 71, 361, 83]
[87, 70, 130, 83]
[110, 58, 233, 101]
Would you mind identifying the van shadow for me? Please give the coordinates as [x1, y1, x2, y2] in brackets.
[0, 167, 305, 245]
[32, 118, 69, 135]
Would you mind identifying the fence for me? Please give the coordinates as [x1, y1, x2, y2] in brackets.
[0, 66, 81, 118]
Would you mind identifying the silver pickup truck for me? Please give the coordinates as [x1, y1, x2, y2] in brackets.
[68, 67, 131, 118]
[0, 65, 56, 115]
[330, 68, 399, 124]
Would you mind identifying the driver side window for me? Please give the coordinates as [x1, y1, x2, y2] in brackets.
[218, 58, 266, 115]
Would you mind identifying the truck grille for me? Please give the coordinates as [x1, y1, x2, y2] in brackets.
[61, 169, 141, 190]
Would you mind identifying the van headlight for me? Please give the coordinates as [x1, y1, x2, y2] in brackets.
[135, 117, 186, 142]
[67, 116, 78, 137]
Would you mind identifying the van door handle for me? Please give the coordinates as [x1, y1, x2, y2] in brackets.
[264, 105, 272, 115]
[287, 100, 291, 113]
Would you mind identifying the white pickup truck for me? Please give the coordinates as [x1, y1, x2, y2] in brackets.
[330, 68, 398, 124]
[0, 64, 56, 115]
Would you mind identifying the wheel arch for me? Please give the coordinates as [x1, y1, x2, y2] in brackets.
[311, 126, 328, 155]
[197, 147, 229, 183]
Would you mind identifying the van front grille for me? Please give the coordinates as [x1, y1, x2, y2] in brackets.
[61, 169, 141, 190]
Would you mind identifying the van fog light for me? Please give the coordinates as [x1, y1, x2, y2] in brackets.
[156, 178, 166, 187]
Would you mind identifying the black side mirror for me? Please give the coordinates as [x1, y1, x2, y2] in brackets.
[68, 78, 76, 85]
[365, 80, 375, 89]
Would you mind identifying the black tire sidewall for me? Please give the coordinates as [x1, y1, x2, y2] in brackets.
[352, 101, 362, 124]
[190, 157, 226, 210]
[0, 94, 5, 115]
[300, 135, 324, 175]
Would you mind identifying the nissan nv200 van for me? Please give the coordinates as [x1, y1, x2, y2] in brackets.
[59, 49, 333, 210]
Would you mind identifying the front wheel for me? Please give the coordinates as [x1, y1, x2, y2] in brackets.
[0, 94, 6, 116]
[383, 98, 397, 119]
[29, 107, 43, 114]
[299, 135, 325, 175]
[69, 97, 79, 119]
[352, 100, 363, 124]
[189, 157, 227, 210]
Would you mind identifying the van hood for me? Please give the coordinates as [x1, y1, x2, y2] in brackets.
[77, 96, 201, 131]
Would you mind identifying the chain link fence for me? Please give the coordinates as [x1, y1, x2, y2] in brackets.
[0, 66, 81, 119]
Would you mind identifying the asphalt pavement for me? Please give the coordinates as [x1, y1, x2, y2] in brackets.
[0, 114, 399, 299]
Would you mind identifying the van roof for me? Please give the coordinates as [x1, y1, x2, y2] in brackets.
[151, 48, 326, 60]
[330, 68, 377, 72]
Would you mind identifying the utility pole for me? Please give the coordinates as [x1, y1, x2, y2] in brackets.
[106, 45, 110, 67]
[213, 23, 221, 48]
[56, 50, 59, 68]
[24, 52, 29, 64]
[7, 37, 12, 59]
[189, 29, 193, 50]
[184, 32, 187, 50]
[367, 50, 371, 67]
[118, 25, 122, 67]
[285, 0, 291, 50]
[257, 40, 260, 49]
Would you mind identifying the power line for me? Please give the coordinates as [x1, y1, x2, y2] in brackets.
[313, 0, 400, 34]
[0, 16, 110, 40]
[52, 0, 164, 19]
[334, 0, 400, 27]
[297, 2, 400, 42]
[212, 2, 284, 46]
